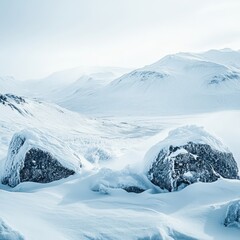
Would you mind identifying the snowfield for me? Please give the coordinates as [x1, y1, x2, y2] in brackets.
[52, 49, 240, 116]
[1, 49, 240, 239]
[1, 100, 240, 239]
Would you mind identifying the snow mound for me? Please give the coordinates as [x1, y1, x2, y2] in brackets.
[0, 218, 24, 240]
[84, 147, 112, 164]
[91, 167, 155, 194]
[144, 125, 239, 191]
[1, 129, 86, 187]
[224, 200, 240, 228]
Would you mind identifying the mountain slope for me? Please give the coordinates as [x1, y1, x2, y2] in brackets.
[0, 76, 22, 94]
[22, 66, 132, 100]
[59, 49, 240, 115]
[200, 48, 240, 69]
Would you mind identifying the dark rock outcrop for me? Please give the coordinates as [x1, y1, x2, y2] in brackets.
[224, 201, 240, 228]
[0, 94, 26, 115]
[19, 148, 75, 184]
[148, 142, 239, 192]
[1, 131, 78, 187]
[123, 186, 145, 193]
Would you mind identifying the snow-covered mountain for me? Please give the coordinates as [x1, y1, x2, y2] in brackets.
[57, 49, 240, 115]
[0, 76, 22, 94]
[2, 49, 239, 116]
[22, 66, 132, 100]
[200, 48, 240, 68]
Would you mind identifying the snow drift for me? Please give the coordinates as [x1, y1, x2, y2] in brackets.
[0, 218, 24, 240]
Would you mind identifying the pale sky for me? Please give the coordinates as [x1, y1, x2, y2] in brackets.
[0, 0, 240, 80]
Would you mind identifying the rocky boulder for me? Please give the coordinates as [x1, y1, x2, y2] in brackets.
[224, 201, 240, 228]
[145, 126, 239, 192]
[1, 129, 82, 187]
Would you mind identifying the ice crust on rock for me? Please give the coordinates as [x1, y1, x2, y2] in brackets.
[145, 125, 239, 191]
[224, 200, 240, 228]
[1, 129, 83, 187]
[0, 218, 24, 240]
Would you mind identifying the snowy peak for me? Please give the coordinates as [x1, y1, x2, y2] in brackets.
[200, 48, 240, 69]
[54, 49, 240, 115]
[110, 49, 240, 93]
[20, 66, 133, 101]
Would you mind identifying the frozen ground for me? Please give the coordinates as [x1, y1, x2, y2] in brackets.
[0, 99, 240, 239]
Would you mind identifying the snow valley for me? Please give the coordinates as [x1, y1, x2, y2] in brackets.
[1, 49, 240, 240]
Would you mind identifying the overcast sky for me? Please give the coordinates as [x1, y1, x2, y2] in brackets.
[0, 0, 240, 80]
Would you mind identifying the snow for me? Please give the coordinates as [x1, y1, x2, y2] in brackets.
[1, 101, 240, 239]
[39, 49, 240, 116]
[224, 200, 240, 228]
[0, 49, 240, 239]
[21, 66, 132, 100]
[0, 76, 22, 95]
[1, 174, 240, 239]
[0, 218, 24, 240]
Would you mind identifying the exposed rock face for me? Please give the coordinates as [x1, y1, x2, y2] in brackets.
[123, 186, 145, 193]
[19, 148, 75, 184]
[146, 126, 239, 192]
[1, 130, 79, 187]
[0, 94, 26, 115]
[224, 201, 240, 228]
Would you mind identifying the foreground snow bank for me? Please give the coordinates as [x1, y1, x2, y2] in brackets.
[144, 125, 239, 191]
[91, 167, 157, 194]
[1, 129, 87, 187]
[0, 218, 24, 240]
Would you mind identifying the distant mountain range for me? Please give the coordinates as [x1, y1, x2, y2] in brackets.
[1, 48, 240, 116]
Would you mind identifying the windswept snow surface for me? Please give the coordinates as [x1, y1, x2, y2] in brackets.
[1, 49, 240, 239]
[0, 218, 24, 240]
[0, 93, 240, 239]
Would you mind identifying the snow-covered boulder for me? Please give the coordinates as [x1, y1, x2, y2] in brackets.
[145, 126, 239, 192]
[91, 168, 154, 194]
[1, 129, 83, 187]
[224, 201, 240, 228]
[0, 218, 24, 240]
